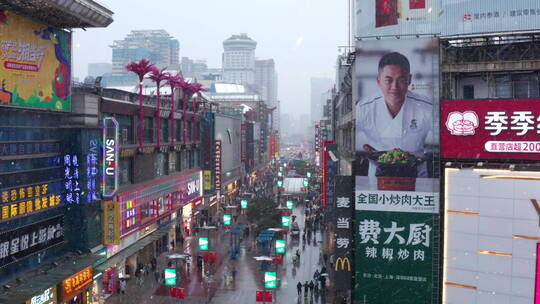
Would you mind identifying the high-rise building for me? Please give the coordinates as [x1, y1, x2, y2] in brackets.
[180, 57, 208, 79]
[254, 59, 277, 106]
[88, 62, 112, 77]
[110, 30, 180, 78]
[222, 33, 257, 85]
[310, 77, 333, 124]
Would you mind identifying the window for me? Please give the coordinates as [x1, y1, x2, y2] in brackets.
[175, 119, 183, 142]
[117, 115, 134, 144]
[176, 151, 182, 171]
[119, 157, 133, 186]
[463, 85, 474, 99]
[143, 117, 154, 143]
[155, 153, 167, 176]
[187, 121, 192, 142]
[161, 119, 169, 143]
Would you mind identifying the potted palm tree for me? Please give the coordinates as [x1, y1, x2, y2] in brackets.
[125, 59, 155, 149]
[148, 67, 170, 148]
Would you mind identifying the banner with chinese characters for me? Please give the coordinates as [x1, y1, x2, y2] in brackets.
[0, 215, 64, 268]
[61, 266, 93, 302]
[103, 201, 119, 245]
[441, 99, 540, 159]
[356, 0, 540, 38]
[355, 188, 439, 303]
[0, 11, 71, 110]
[1, 181, 62, 222]
[333, 176, 353, 297]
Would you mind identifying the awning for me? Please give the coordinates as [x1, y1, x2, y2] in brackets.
[95, 224, 171, 272]
[0, 254, 101, 303]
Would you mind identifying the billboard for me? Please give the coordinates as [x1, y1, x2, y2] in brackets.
[333, 176, 353, 300]
[354, 37, 440, 303]
[0, 11, 71, 110]
[356, 0, 540, 37]
[441, 99, 540, 160]
[444, 168, 540, 303]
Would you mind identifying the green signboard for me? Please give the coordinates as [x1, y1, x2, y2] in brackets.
[281, 216, 290, 227]
[275, 239, 286, 254]
[355, 208, 439, 303]
[198, 237, 209, 251]
[307, 172, 312, 178]
[264, 272, 277, 289]
[277, 171, 283, 177]
[286, 200, 294, 210]
[303, 178, 309, 187]
[241, 199, 248, 209]
[277, 180, 283, 187]
[164, 268, 177, 286]
[223, 214, 232, 226]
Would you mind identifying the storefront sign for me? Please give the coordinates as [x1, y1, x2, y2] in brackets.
[442, 99, 540, 159]
[215, 140, 222, 192]
[139, 146, 155, 154]
[0, 12, 72, 111]
[25, 286, 57, 304]
[120, 148, 136, 158]
[103, 201, 120, 245]
[61, 266, 93, 302]
[203, 170, 212, 191]
[1, 182, 62, 222]
[63, 154, 81, 204]
[0, 142, 60, 157]
[0, 216, 64, 268]
[102, 117, 119, 197]
[333, 177, 354, 293]
[356, 190, 439, 214]
[355, 205, 437, 303]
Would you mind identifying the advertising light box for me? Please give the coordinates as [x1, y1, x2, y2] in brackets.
[0, 11, 72, 110]
[441, 99, 540, 160]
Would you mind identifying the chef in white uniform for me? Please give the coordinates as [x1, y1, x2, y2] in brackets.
[356, 52, 433, 177]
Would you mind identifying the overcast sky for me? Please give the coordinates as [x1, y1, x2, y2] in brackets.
[73, 0, 348, 118]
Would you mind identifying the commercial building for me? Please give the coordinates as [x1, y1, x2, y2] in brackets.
[310, 77, 333, 125]
[88, 62, 112, 78]
[180, 57, 209, 80]
[254, 59, 278, 107]
[222, 33, 257, 85]
[0, 2, 114, 303]
[108, 30, 180, 85]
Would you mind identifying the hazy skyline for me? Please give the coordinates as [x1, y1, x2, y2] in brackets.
[72, 0, 348, 118]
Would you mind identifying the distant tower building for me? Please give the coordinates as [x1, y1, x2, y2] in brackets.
[180, 57, 208, 79]
[222, 33, 257, 85]
[110, 30, 179, 78]
[88, 62, 112, 77]
[310, 77, 333, 124]
[254, 59, 277, 106]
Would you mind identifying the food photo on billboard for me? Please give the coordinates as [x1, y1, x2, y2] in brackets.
[355, 37, 439, 194]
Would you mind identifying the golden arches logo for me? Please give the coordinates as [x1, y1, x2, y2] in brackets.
[335, 257, 351, 272]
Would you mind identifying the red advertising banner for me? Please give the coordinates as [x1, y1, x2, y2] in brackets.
[256, 290, 273, 302]
[536, 243, 540, 304]
[441, 99, 540, 159]
[241, 124, 247, 163]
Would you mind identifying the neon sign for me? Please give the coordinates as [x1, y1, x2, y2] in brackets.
[102, 117, 119, 197]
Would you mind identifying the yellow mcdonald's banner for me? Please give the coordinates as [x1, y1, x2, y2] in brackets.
[103, 201, 119, 245]
[335, 256, 352, 272]
[0, 11, 72, 110]
[203, 170, 213, 191]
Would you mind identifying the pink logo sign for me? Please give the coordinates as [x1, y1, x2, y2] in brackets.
[445, 111, 479, 136]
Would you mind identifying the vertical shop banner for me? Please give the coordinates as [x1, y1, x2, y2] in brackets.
[354, 37, 440, 303]
[0, 11, 72, 110]
[103, 201, 119, 245]
[241, 123, 247, 163]
[324, 142, 338, 213]
[333, 176, 353, 294]
[102, 117, 119, 198]
[215, 140, 222, 193]
[0, 216, 64, 268]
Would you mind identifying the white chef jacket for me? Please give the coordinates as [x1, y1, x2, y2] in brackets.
[356, 91, 434, 177]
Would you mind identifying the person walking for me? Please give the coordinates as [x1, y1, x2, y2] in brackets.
[303, 281, 309, 296]
[297, 281, 302, 296]
[119, 278, 126, 294]
[308, 280, 315, 295]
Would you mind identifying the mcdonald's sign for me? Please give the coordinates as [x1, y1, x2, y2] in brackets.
[335, 257, 351, 272]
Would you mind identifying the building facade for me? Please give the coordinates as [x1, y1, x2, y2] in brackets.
[222, 33, 257, 85]
[310, 77, 333, 125]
